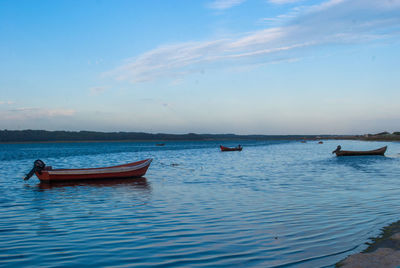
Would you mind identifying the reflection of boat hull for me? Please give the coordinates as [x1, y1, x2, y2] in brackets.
[334, 146, 387, 157]
[38, 177, 150, 189]
[220, 145, 242, 152]
[35, 159, 152, 182]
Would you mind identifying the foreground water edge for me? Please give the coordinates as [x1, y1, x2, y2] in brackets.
[337, 220, 400, 267]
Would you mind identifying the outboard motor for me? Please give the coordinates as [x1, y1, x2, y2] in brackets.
[332, 145, 341, 154]
[24, 160, 46, 180]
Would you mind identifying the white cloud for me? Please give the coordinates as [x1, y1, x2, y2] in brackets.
[89, 87, 107, 95]
[306, 0, 345, 12]
[108, 0, 400, 84]
[260, 13, 297, 25]
[0, 100, 15, 105]
[268, 0, 303, 4]
[3, 107, 75, 120]
[208, 0, 246, 9]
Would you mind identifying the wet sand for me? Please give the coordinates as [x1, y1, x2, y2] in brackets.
[336, 221, 400, 267]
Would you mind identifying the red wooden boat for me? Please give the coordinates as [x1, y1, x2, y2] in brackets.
[332, 145, 387, 157]
[24, 159, 152, 182]
[220, 145, 242, 152]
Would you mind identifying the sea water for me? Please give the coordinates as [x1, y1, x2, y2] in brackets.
[1, 140, 400, 267]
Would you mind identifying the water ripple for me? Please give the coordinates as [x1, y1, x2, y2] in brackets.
[1, 140, 400, 267]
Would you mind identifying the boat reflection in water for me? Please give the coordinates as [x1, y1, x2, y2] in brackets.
[37, 177, 150, 191]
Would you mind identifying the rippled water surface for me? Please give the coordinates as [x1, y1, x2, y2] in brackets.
[1, 140, 400, 267]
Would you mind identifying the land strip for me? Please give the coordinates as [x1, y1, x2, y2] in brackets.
[337, 221, 400, 268]
[1, 130, 400, 143]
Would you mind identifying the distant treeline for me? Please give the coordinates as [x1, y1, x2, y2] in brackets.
[0, 129, 322, 143]
[323, 131, 400, 141]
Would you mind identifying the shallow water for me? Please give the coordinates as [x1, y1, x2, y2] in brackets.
[1, 140, 400, 267]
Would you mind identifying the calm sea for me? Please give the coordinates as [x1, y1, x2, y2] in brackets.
[1, 140, 400, 267]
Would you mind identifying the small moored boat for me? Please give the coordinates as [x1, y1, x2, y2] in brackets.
[332, 145, 387, 157]
[24, 159, 152, 182]
[220, 145, 242, 152]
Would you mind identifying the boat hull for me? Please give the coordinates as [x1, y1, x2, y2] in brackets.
[334, 146, 387, 157]
[220, 145, 242, 152]
[35, 159, 152, 182]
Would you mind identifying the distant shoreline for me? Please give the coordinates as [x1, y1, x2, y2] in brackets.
[1, 129, 399, 143]
[0, 129, 326, 143]
[322, 134, 400, 142]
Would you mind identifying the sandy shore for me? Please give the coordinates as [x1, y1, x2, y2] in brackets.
[336, 221, 400, 267]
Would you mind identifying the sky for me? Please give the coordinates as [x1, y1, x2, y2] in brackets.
[0, 0, 399, 135]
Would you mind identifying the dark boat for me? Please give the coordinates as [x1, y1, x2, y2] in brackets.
[220, 145, 242, 152]
[24, 159, 152, 182]
[332, 145, 387, 157]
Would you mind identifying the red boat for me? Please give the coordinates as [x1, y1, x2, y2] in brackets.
[220, 145, 242, 152]
[24, 159, 152, 182]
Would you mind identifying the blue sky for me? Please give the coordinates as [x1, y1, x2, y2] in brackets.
[1, 0, 399, 134]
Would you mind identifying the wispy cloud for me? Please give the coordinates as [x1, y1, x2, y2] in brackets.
[0, 100, 15, 105]
[89, 86, 107, 96]
[268, 0, 304, 4]
[208, 0, 246, 10]
[108, 0, 400, 84]
[2, 107, 75, 120]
